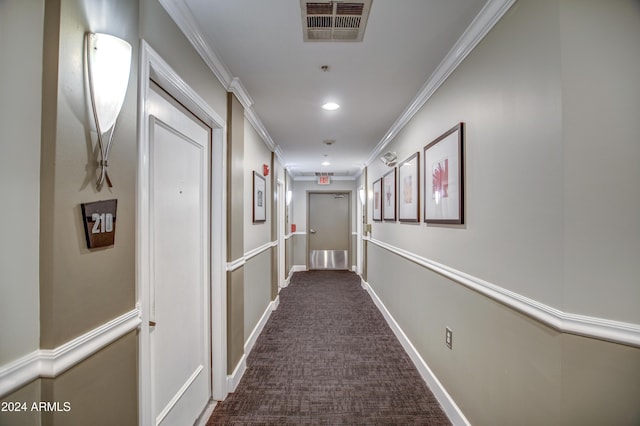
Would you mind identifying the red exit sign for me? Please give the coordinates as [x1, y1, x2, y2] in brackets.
[318, 175, 331, 185]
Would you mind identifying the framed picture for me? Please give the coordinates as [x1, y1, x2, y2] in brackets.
[424, 122, 464, 224]
[372, 178, 382, 221]
[382, 168, 397, 221]
[398, 152, 420, 222]
[253, 171, 266, 223]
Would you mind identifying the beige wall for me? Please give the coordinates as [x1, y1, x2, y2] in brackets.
[226, 93, 245, 373]
[0, 0, 43, 367]
[243, 119, 275, 343]
[1, 0, 234, 423]
[559, 0, 640, 323]
[39, 0, 139, 350]
[365, 0, 640, 423]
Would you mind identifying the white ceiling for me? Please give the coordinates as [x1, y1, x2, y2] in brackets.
[166, 0, 494, 178]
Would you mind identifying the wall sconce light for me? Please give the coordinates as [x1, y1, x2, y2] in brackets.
[380, 151, 397, 167]
[286, 190, 293, 206]
[85, 32, 132, 189]
[358, 187, 366, 205]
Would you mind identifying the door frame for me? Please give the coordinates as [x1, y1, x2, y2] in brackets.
[137, 41, 227, 426]
[306, 190, 352, 270]
[277, 179, 286, 288]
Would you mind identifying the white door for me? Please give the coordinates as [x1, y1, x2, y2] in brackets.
[148, 84, 211, 425]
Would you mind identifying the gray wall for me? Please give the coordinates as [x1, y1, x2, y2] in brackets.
[0, 0, 43, 367]
[365, 0, 640, 423]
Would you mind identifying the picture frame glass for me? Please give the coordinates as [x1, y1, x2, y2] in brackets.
[398, 152, 419, 222]
[424, 123, 464, 224]
[382, 169, 396, 221]
[372, 178, 382, 221]
[253, 172, 266, 222]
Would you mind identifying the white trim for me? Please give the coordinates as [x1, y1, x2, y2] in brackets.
[291, 265, 307, 274]
[292, 231, 307, 236]
[366, 0, 516, 166]
[245, 240, 277, 262]
[158, 0, 232, 87]
[158, 1, 284, 165]
[0, 307, 141, 398]
[285, 265, 307, 286]
[156, 365, 204, 425]
[226, 241, 278, 272]
[244, 296, 280, 356]
[226, 258, 246, 272]
[285, 233, 293, 240]
[226, 354, 246, 394]
[226, 295, 280, 394]
[365, 237, 640, 348]
[137, 40, 228, 426]
[362, 279, 470, 426]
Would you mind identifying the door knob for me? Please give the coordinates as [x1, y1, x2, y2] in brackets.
[149, 321, 157, 327]
[309, 229, 316, 234]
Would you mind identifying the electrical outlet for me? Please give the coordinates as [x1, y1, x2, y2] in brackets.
[445, 327, 453, 350]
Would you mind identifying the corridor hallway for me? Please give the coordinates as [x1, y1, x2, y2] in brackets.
[207, 271, 450, 425]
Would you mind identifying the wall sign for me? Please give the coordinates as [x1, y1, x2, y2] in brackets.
[81, 199, 117, 248]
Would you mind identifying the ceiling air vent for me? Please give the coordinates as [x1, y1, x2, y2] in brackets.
[301, 0, 372, 42]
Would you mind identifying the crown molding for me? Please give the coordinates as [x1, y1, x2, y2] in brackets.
[159, 0, 285, 164]
[158, 0, 233, 87]
[366, 0, 517, 166]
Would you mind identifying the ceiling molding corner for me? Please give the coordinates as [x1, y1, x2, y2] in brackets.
[366, 0, 517, 167]
[159, 0, 233, 88]
[160, 0, 287, 168]
[229, 77, 254, 110]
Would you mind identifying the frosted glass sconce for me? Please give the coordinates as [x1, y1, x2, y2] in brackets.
[286, 190, 293, 206]
[85, 32, 132, 188]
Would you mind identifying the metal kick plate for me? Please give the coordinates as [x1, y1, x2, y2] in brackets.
[310, 250, 348, 270]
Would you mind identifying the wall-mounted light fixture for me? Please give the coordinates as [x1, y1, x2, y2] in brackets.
[85, 32, 132, 189]
[286, 190, 293, 206]
[358, 187, 366, 205]
[380, 151, 397, 167]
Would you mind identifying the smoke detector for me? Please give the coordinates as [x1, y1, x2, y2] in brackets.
[323, 139, 336, 146]
[301, 0, 373, 42]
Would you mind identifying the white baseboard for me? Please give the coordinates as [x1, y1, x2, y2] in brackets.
[226, 354, 246, 394]
[227, 295, 280, 394]
[361, 279, 470, 426]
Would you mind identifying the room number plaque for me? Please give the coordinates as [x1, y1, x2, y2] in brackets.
[81, 199, 117, 249]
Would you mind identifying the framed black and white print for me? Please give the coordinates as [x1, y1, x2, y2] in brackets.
[372, 178, 382, 221]
[398, 152, 420, 222]
[382, 168, 397, 221]
[253, 171, 266, 223]
[424, 122, 464, 224]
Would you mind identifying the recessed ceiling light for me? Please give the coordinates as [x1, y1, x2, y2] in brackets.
[322, 161, 331, 166]
[322, 102, 340, 111]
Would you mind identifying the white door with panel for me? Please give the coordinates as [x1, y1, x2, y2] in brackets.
[148, 85, 211, 425]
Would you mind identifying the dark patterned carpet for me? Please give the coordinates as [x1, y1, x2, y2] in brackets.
[207, 271, 451, 425]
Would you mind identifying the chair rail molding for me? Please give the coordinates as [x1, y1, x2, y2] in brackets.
[365, 237, 640, 348]
[0, 307, 141, 398]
